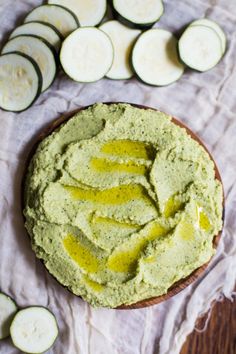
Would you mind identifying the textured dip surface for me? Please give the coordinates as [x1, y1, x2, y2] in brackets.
[24, 103, 223, 308]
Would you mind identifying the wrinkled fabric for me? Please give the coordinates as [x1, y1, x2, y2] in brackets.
[0, 1, 235, 353]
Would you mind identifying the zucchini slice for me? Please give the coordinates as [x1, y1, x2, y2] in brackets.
[190, 18, 226, 54]
[24, 4, 79, 38]
[112, 0, 164, 29]
[2, 35, 57, 92]
[0, 52, 42, 112]
[10, 306, 58, 354]
[60, 27, 114, 82]
[99, 20, 141, 80]
[10, 21, 63, 52]
[132, 29, 185, 86]
[178, 25, 223, 72]
[0, 293, 18, 339]
[48, 0, 107, 26]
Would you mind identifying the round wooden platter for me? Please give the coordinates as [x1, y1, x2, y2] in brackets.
[23, 102, 224, 310]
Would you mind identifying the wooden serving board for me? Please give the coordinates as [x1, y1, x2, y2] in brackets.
[22, 103, 224, 310]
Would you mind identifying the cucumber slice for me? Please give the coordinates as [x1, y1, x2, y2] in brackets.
[99, 20, 141, 80]
[190, 18, 226, 54]
[132, 29, 185, 86]
[0, 52, 42, 112]
[24, 4, 79, 38]
[10, 21, 63, 52]
[178, 25, 223, 72]
[2, 35, 57, 92]
[112, 0, 164, 29]
[10, 306, 58, 354]
[48, 0, 107, 26]
[0, 293, 18, 339]
[60, 27, 114, 82]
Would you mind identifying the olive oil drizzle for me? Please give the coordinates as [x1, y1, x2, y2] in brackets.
[63, 234, 102, 273]
[82, 275, 104, 292]
[107, 223, 169, 273]
[101, 140, 155, 160]
[91, 157, 148, 175]
[64, 183, 153, 205]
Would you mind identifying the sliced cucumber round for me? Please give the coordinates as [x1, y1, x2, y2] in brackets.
[0, 293, 18, 339]
[190, 18, 226, 54]
[112, 0, 164, 29]
[24, 4, 79, 38]
[0, 52, 42, 112]
[60, 27, 114, 83]
[2, 35, 57, 92]
[48, 0, 107, 26]
[132, 29, 185, 86]
[99, 20, 141, 80]
[10, 21, 63, 52]
[178, 25, 223, 72]
[10, 306, 58, 354]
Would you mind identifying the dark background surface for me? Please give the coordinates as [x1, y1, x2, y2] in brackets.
[181, 293, 236, 354]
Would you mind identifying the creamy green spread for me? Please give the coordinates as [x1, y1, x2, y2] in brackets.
[24, 103, 223, 308]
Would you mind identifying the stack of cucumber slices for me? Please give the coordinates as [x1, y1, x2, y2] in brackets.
[0, 3, 80, 112]
[0, 292, 58, 353]
[0, 0, 227, 112]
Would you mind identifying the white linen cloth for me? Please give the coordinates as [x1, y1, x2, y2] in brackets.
[0, 1, 235, 353]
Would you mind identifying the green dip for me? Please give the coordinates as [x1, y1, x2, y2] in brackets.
[24, 103, 223, 308]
